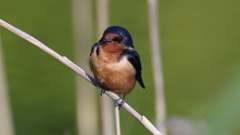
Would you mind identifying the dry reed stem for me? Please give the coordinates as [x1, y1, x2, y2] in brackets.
[0, 34, 14, 135]
[72, 0, 98, 134]
[147, 0, 167, 134]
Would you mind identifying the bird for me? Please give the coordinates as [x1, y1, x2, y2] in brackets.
[89, 26, 145, 98]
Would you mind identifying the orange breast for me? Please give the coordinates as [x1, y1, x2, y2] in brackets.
[90, 46, 136, 95]
[101, 44, 124, 53]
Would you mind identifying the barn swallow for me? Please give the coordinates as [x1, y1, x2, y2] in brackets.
[89, 26, 145, 98]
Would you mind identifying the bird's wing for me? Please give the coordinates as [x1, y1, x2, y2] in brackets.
[121, 48, 145, 88]
[90, 43, 99, 56]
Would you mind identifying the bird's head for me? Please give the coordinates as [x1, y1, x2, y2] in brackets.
[98, 26, 133, 48]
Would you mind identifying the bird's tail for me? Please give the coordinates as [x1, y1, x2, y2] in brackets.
[137, 76, 145, 88]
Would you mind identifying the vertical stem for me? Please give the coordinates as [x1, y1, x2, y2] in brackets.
[72, 0, 98, 135]
[96, 0, 115, 135]
[147, 0, 167, 134]
[114, 106, 121, 135]
[96, 0, 109, 37]
[0, 35, 14, 135]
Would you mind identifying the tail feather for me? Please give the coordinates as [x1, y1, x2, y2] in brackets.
[137, 76, 145, 88]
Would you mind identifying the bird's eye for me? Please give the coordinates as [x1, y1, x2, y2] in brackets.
[112, 36, 122, 42]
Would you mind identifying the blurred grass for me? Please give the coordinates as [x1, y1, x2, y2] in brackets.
[0, 0, 76, 135]
[1, 0, 240, 135]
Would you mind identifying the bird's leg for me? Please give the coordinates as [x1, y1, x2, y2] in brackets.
[99, 88, 106, 96]
[95, 82, 105, 96]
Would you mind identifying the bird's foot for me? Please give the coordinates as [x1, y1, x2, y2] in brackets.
[115, 97, 125, 108]
[100, 89, 106, 96]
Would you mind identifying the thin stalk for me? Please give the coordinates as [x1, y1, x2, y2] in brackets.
[72, 0, 98, 134]
[0, 35, 14, 135]
[0, 18, 162, 135]
[147, 0, 167, 134]
[114, 106, 121, 135]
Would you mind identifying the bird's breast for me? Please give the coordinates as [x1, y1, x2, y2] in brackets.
[90, 47, 136, 94]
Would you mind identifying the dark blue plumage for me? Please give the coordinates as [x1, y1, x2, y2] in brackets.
[120, 49, 145, 88]
[102, 26, 134, 47]
[90, 26, 134, 55]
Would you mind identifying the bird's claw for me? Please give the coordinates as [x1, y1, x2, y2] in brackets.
[115, 98, 125, 108]
[100, 89, 106, 96]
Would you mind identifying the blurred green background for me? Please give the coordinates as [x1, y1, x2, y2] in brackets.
[1, 0, 240, 135]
